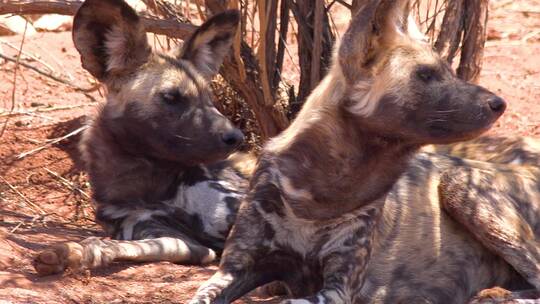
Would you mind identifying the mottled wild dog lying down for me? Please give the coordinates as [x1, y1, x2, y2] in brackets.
[190, 1, 540, 303]
[33, 0, 256, 274]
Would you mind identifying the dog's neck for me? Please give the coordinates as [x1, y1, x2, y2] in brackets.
[82, 116, 186, 205]
[265, 76, 419, 221]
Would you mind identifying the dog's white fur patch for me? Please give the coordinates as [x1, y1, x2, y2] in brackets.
[168, 180, 241, 238]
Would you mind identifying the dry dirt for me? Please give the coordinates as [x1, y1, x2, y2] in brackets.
[1, 1, 540, 303]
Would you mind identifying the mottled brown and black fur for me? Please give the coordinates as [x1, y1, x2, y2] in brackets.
[190, 1, 540, 303]
[33, 0, 258, 275]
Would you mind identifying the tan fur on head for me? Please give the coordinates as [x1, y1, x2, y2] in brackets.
[267, 0, 434, 153]
[106, 58, 202, 118]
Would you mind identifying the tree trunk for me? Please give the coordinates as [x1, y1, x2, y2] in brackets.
[457, 0, 489, 82]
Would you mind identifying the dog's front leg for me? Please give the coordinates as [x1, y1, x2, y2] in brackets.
[189, 269, 269, 304]
[190, 202, 284, 304]
[281, 214, 378, 304]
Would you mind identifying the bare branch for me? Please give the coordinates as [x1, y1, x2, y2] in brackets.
[310, 0, 323, 90]
[0, 0, 197, 39]
[274, 0, 290, 88]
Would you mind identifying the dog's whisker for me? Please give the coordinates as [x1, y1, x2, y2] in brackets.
[175, 135, 194, 141]
[435, 109, 459, 113]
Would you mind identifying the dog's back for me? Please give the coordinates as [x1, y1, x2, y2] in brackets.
[361, 151, 539, 303]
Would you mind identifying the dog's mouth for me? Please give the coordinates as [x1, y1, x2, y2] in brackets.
[426, 121, 495, 144]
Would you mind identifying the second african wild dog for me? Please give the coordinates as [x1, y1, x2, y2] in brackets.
[33, 0, 257, 274]
[190, 0, 540, 303]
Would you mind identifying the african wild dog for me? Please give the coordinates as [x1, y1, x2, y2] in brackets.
[189, 0, 540, 303]
[32, 0, 257, 275]
[30, 0, 540, 303]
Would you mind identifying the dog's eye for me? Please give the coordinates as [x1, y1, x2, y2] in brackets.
[160, 91, 185, 105]
[416, 66, 439, 83]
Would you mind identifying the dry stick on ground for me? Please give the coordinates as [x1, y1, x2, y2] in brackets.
[44, 168, 93, 222]
[0, 40, 56, 74]
[9, 214, 44, 233]
[0, 175, 46, 215]
[34, 43, 76, 81]
[0, 53, 100, 99]
[15, 111, 57, 123]
[0, 103, 96, 118]
[16, 125, 88, 160]
[0, 20, 27, 139]
[44, 168, 91, 200]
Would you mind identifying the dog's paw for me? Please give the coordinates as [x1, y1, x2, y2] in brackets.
[188, 299, 211, 304]
[255, 281, 290, 297]
[280, 300, 313, 304]
[469, 287, 515, 304]
[33, 242, 84, 276]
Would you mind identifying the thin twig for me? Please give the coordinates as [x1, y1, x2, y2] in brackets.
[0, 40, 56, 73]
[8, 214, 44, 233]
[0, 0, 197, 39]
[16, 125, 88, 160]
[0, 103, 96, 118]
[33, 43, 74, 81]
[522, 29, 540, 42]
[511, 9, 540, 15]
[9, 221, 25, 233]
[45, 168, 96, 221]
[0, 53, 99, 94]
[310, 0, 323, 89]
[0, 20, 27, 139]
[0, 175, 46, 215]
[492, 0, 513, 9]
[44, 168, 91, 200]
[14, 111, 56, 121]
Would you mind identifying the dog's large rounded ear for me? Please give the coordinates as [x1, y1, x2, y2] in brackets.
[72, 0, 151, 82]
[338, 0, 410, 82]
[179, 10, 239, 79]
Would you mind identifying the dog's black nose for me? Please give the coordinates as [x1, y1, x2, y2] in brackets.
[488, 96, 506, 113]
[221, 129, 244, 146]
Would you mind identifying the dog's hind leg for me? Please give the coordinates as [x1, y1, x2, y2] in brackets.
[469, 287, 540, 303]
[189, 203, 285, 304]
[425, 136, 540, 166]
[439, 166, 540, 293]
[33, 217, 217, 276]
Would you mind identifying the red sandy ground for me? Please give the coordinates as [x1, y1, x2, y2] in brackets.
[1, 1, 539, 303]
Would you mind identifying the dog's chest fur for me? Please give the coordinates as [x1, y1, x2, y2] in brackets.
[249, 158, 383, 267]
[94, 160, 248, 244]
[167, 164, 247, 239]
